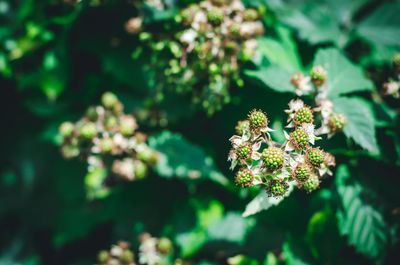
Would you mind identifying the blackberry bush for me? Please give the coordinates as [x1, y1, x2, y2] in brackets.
[228, 101, 335, 198]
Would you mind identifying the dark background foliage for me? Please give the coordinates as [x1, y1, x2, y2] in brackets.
[1, 0, 400, 264]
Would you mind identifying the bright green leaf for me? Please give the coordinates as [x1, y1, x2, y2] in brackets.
[333, 97, 378, 153]
[149, 130, 228, 185]
[357, 3, 400, 47]
[313, 48, 373, 98]
[335, 165, 388, 258]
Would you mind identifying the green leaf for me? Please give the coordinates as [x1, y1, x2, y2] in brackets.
[256, 26, 302, 71]
[357, 3, 400, 47]
[332, 97, 378, 153]
[282, 238, 312, 265]
[207, 212, 255, 244]
[245, 66, 295, 93]
[280, 8, 342, 45]
[148, 130, 228, 185]
[242, 186, 293, 217]
[335, 165, 388, 258]
[313, 48, 373, 98]
[263, 252, 279, 265]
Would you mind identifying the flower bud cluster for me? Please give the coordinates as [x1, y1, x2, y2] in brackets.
[289, 66, 347, 137]
[138, 233, 174, 265]
[96, 241, 135, 265]
[58, 92, 159, 182]
[96, 234, 174, 265]
[382, 53, 400, 98]
[228, 103, 336, 198]
[126, 0, 265, 114]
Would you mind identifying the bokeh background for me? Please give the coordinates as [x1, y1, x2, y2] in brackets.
[1, 0, 400, 264]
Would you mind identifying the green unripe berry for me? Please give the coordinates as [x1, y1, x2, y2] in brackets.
[306, 148, 325, 168]
[294, 106, 313, 125]
[120, 250, 134, 263]
[79, 122, 97, 139]
[248, 109, 268, 132]
[157, 237, 173, 254]
[236, 143, 252, 161]
[229, 23, 241, 36]
[105, 116, 118, 128]
[235, 120, 249, 135]
[119, 116, 137, 136]
[86, 106, 98, 120]
[208, 63, 219, 75]
[101, 138, 113, 153]
[261, 146, 284, 170]
[224, 40, 237, 53]
[97, 250, 109, 263]
[310, 65, 327, 86]
[293, 163, 311, 182]
[101, 92, 118, 108]
[207, 7, 224, 25]
[328, 113, 347, 132]
[134, 160, 147, 179]
[243, 8, 258, 21]
[290, 128, 309, 150]
[392, 53, 400, 72]
[301, 174, 320, 193]
[61, 144, 80, 159]
[235, 168, 254, 188]
[267, 180, 288, 197]
[59, 121, 74, 138]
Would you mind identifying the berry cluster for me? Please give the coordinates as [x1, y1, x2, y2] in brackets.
[97, 241, 135, 265]
[382, 53, 400, 98]
[58, 92, 159, 183]
[96, 234, 174, 265]
[126, 0, 265, 115]
[289, 66, 347, 137]
[228, 103, 335, 198]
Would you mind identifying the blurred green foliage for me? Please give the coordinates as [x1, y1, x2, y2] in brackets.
[1, 0, 400, 265]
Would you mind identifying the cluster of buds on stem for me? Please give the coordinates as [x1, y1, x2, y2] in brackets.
[96, 234, 177, 265]
[58, 92, 159, 182]
[126, 0, 265, 115]
[138, 233, 174, 265]
[290, 66, 347, 137]
[382, 53, 400, 98]
[228, 103, 336, 198]
[96, 241, 135, 265]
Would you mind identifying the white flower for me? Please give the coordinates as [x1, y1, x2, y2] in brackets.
[180, 29, 197, 44]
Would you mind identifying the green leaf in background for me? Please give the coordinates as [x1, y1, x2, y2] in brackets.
[148, 130, 228, 185]
[313, 48, 373, 98]
[357, 3, 400, 47]
[280, 7, 342, 46]
[271, 0, 367, 47]
[256, 26, 302, 71]
[245, 66, 295, 93]
[335, 165, 388, 258]
[263, 252, 279, 265]
[245, 26, 300, 94]
[306, 207, 342, 261]
[282, 237, 312, 265]
[332, 97, 378, 153]
[242, 185, 294, 217]
[228, 255, 259, 265]
[207, 212, 255, 244]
